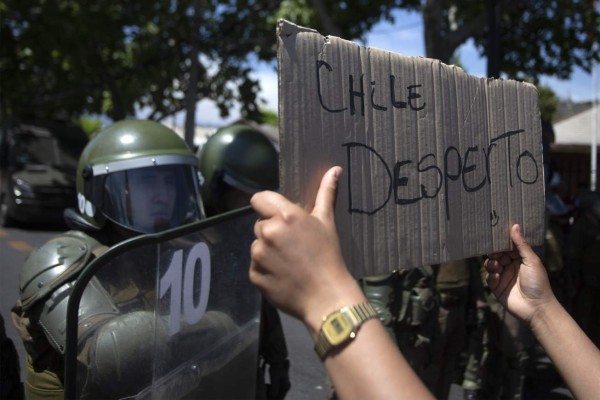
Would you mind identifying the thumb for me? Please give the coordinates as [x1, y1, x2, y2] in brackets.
[510, 224, 536, 261]
[312, 166, 342, 222]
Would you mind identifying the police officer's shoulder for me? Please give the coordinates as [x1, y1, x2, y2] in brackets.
[19, 230, 108, 311]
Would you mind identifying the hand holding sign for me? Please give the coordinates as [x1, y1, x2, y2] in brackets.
[484, 225, 600, 400]
[250, 166, 367, 336]
[484, 224, 553, 324]
[250, 166, 435, 399]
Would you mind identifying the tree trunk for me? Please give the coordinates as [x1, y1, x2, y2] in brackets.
[486, 0, 501, 78]
[108, 78, 126, 121]
[423, 0, 487, 64]
[310, 0, 342, 37]
[423, 0, 451, 63]
[184, 0, 202, 148]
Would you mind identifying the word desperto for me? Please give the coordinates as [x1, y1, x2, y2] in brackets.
[343, 129, 539, 220]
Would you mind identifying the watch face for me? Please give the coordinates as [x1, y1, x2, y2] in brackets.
[323, 311, 353, 345]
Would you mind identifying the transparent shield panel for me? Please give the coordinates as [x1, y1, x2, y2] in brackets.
[72, 211, 260, 399]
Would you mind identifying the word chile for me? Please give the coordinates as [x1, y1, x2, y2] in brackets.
[316, 60, 425, 116]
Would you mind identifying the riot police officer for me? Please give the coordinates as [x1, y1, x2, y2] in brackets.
[197, 122, 291, 400]
[11, 120, 208, 399]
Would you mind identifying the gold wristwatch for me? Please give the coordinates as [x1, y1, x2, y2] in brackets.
[314, 302, 378, 360]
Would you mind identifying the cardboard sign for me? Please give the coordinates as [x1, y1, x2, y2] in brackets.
[277, 20, 545, 276]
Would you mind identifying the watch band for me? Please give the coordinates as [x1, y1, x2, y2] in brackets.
[314, 302, 378, 359]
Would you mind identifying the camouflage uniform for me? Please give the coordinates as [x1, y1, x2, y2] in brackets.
[426, 259, 487, 400]
[479, 263, 533, 400]
[360, 266, 440, 383]
[460, 293, 489, 400]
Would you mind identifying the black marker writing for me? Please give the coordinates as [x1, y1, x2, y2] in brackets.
[317, 60, 425, 116]
[343, 129, 539, 220]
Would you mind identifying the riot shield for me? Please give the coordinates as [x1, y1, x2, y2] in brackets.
[64, 207, 260, 400]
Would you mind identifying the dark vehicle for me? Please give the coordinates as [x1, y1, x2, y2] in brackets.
[0, 117, 88, 227]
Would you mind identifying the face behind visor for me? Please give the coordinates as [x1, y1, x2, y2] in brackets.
[99, 164, 202, 234]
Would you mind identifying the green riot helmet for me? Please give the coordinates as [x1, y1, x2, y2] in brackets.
[72, 120, 205, 234]
[197, 124, 279, 215]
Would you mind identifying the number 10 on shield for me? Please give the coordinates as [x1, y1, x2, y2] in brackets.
[159, 243, 211, 336]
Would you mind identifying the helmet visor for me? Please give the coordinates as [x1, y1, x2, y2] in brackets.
[101, 164, 203, 233]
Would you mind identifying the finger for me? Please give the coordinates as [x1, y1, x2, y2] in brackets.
[486, 271, 500, 290]
[249, 240, 270, 275]
[484, 258, 502, 274]
[254, 218, 264, 239]
[487, 250, 516, 260]
[506, 250, 520, 260]
[510, 224, 537, 262]
[497, 252, 513, 266]
[312, 166, 342, 222]
[248, 260, 269, 294]
[251, 191, 291, 218]
[248, 259, 261, 284]
[495, 262, 519, 298]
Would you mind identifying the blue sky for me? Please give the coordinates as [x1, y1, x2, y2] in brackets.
[191, 10, 598, 126]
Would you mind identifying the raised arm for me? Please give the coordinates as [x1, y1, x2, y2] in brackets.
[485, 224, 600, 399]
[249, 166, 433, 400]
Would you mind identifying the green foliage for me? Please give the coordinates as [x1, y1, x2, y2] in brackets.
[0, 0, 281, 121]
[279, 0, 598, 82]
[1, 0, 596, 124]
[79, 117, 103, 138]
[271, 0, 316, 27]
[465, 0, 599, 80]
[449, 52, 466, 71]
[537, 85, 559, 122]
[257, 108, 279, 126]
[275, 0, 420, 42]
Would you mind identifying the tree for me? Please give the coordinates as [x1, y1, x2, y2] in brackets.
[442, 0, 600, 81]
[2, 0, 597, 135]
[273, 0, 421, 42]
[1, 0, 163, 120]
[537, 85, 559, 122]
[279, 0, 599, 82]
[0, 0, 281, 135]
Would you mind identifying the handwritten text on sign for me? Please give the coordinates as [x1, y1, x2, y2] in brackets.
[278, 20, 544, 275]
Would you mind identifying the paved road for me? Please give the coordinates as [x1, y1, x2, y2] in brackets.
[279, 312, 328, 399]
